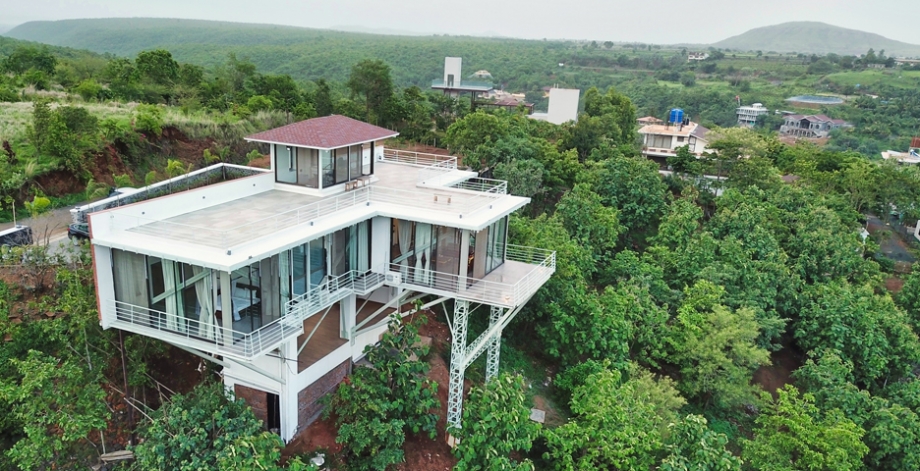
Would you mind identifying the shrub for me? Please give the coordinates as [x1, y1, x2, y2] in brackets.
[324, 314, 439, 471]
[134, 103, 164, 136]
[74, 79, 102, 101]
[452, 374, 541, 470]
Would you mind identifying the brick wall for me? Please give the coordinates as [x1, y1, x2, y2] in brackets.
[235, 384, 269, 428]
[297, 360, 351, 432]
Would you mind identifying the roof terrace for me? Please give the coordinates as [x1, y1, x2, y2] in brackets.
[90, 151, 528, 271]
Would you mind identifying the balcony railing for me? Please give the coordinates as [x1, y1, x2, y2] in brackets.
[284, 270, 385, 320]
[382, 149, 458, 168]
[110, 299, 303, 361]
[390, 244, 555, 307]
[450, 178, 508, 195]
[431, 79, 494, 91]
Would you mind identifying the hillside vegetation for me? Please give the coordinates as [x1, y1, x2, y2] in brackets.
[715, 21, 920, 57]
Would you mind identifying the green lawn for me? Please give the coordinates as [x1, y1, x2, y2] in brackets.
[825, 70, 920, 89]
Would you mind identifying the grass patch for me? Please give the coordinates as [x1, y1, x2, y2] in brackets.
[825, 70, 920, 89]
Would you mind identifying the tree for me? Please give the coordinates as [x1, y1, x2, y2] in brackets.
[667, 145, 702, 176]
[325, 314, 439, 470]
[452, 374, 540, 471]
[0, 350, 108, 470]
[313, 79, 334, 117]
[895, 265, 920, 327]
[743, 385, 868, 471]
[544, 366, 684, 470]
[555, 184, 621, 260]
[346, 59, 395, 125]
[445, 111, 511, 165]
[132, 381, 285, 471]
[136, 49, 180, 85]
[659, 415, 742, 471]
[493, 159, 544, 199]
[795, 281, 920, 387]
[0, 46, 57, 75]
[668, 281, 770, 409]
[589, 150, 668, 239]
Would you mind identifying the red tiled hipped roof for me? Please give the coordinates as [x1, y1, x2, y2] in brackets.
[244, 115, 399, 149]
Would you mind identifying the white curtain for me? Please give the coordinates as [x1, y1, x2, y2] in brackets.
[194, 266, 219, 341]
[415, 223, 431, 285]
[397, 219, 412, 278]
[162, 261, 180, 332]
[112, 249, 148, 325]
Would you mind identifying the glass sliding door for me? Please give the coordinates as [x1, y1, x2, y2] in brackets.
[485, 217, 507, 273]
[349, 145, 361, 181]
[335, 147, 349, 185]
[297, 148, 319, 188]
[291, 238, 328, 298]
[321, 150, 334, 188]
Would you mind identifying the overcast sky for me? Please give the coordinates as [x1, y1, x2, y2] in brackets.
[3, 0, 920, 45]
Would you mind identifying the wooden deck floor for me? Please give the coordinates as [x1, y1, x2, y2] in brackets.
[296, 299, 404, 373]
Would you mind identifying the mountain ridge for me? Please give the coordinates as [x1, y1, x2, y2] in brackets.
[714, 21, 920, 57]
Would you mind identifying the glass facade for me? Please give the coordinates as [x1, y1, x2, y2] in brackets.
[391, 219, 463, 283]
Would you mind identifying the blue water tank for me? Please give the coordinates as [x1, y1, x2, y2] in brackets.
[668, 108, 685, 124]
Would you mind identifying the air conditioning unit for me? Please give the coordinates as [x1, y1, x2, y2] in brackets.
[384, 272, 402, 287]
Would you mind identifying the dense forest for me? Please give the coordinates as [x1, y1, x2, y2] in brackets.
[1, 23, 920, 470]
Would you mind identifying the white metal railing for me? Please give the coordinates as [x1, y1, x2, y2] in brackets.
[284, 269, 386, 319]
[110, 299, 303, 360]
[114, 189, 372, 250]
[368, 185, 499, 218]
[382, 148, 458, 168]
[451, 178, 508, 195]
[390, 245, 555, 307]
[417, 156, 460, 187]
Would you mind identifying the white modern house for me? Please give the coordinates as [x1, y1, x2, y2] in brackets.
[86, 115, 555, 441]
[736, 103, 769, 127]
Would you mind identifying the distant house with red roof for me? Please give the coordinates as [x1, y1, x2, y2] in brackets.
[779, 114, 851, 139]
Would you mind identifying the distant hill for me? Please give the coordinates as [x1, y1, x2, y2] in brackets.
[3, 18, 579, 88]
[0, 24, 14, 35]
[714, 22, 920, 57]
[0, 34, 105, 62]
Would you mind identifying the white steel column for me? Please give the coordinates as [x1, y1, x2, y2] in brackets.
[485, 305, 503, 382]
[447, 300, 469, 431]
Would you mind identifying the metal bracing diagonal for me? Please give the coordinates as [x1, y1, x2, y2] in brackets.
[485, 305, 502, 382]
[461, 302, 527, 370]
[447, 299, 469, 430]
[297, 304, 335, 357]
[352, 294, 447, 339]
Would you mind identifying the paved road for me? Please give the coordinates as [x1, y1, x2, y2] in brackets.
[1, 205, 81, 255]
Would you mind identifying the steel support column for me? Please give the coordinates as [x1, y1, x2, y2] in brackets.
[447, 300, 469, 430]
[485, 305, 503, 382]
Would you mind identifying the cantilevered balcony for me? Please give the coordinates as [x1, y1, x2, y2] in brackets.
[109, 299, 304, 361]
[390, 245, 555, 308]
[108, 269, 387, 362]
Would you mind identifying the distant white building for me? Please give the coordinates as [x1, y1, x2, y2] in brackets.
[529, 88, 580, 125]
[881, 137, 920, 165]
[638, 120, 711, 159]
[736, 103, 769, 127]
[688, 52, 709, 61]
[431, 57, 493, 98]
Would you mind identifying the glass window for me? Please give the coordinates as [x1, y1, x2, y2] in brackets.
[321, 150, 334, 188]
[349, 145, 361, 181]
[335, 147, 349, 184]
[275, 145, 296, 184]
